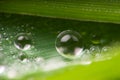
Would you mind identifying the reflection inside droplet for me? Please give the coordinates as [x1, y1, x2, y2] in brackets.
[55, 30, 84, 59]
[91, 34, 101, 45]
[14, 33, 32, 51]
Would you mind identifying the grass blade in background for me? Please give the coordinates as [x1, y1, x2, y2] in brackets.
[0, 0, 120, 23]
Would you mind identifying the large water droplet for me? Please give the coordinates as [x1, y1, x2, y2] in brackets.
[14, 33, 32, 51]
[55, 30, 84, 59]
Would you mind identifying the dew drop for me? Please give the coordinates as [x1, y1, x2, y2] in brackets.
[101, 47, 110, 53]
[1, 28, 4, 31]
[18, 53, 28, 61]
[0, 47, 3, 51]
[22, 58, 29, 63]
[35, 57, 44, 63]
[55, 30, 84, 59]
[3, 32, 6, 35]
[80, 49, 92, 65]
[14, 33, 32, 51]
[90, 46, 100, 56]
[101, 47, 112, 59]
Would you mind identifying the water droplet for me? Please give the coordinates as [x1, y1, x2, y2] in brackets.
[55, 30, 84, 59]
[6, 37, 9, 41]
[80, 49, 92, 65]
[35, 57, 44, 63]
[18, 53, 28, 61]
[101, 47, 110, 53]
[14, 33, 32, 51]
[90, 46, 100, 56]
[3, 32, 6, 35]
[12, 55, 16, 59]
[101, 47, 112, 59]
[1, 28, 4, 31]
[0, 47, 3, 51]
[22, 58, 29, 63]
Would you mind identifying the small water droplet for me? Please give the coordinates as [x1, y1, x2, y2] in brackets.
[101, 47, 110, 53]
[35, 57, 44, 63]
[10, 36, 13, 38]
[90, 46, 100, 56]
[31, 26, 34, 30]
[12, 55, 16, 59]
[6, 37, 9, 41]
[101, 47, 112, 59]
[3, 32, 6, 35]
[55, 30, 84, 59]
[14, 33, 32, 51]
[0, 47, 3, 51]
[80, 49, 92, 65]
[22, 58, 29, 63]
[1, 28, 4, 31]
[18, 53, 28, 61]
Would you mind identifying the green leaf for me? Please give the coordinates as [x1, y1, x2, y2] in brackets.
[0, 0, 120, 23]
[0, 13, 120, 80]
[0, 0, 120, 80]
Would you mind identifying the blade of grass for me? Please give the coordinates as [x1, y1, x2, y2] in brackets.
[0, 0, 120, 23]
[0, 13, 120, 80]
[20, 42, 120, 80]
